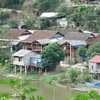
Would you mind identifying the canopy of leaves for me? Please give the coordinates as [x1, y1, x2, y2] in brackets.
[8, 19, 19, 28]
[0, 0, 25, 9]
[0, 11, 10, 25]
[86, 42, 100, 59]
[65, 68, 78, 83]
[0, 27, 12, 63]
[68, 90, 100, 100]
[57, 4, 73, 14]
[40, 18, 50, 29]
[41, 42, 64, 70]
[23, 15, 35, 29]
[66, 5, 100, 32]
[71, 5, 94, 23]
[34, 0, 60, 12]
[77, 45, 87, 59]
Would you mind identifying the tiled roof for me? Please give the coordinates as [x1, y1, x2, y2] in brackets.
[64, 31, 93, 40]
[89, 56, 100, 63]
[57, 29, 78, 35]
[0, 29, 26, 40]
[86, 34, 100, 45]
[57, 39, 86, 46]
[58, 29, 95, 40]
[22, 30, 59, 43]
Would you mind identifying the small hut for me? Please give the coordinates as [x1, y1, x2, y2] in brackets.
[12, 49, 42, 74]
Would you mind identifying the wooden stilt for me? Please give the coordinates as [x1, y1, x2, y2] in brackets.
[15, 65, 16, 74]
[20, 66, 22, 75]
[31, 66, 33, 71]
[45, 69, 47, 76]
[39, 67, 41, 74]
[25, 66, 27, 75]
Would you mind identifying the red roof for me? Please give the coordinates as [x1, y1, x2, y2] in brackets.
[22, 30, 60, 43]
[0, 29, 26, 40]
[89, 56, 100, 63]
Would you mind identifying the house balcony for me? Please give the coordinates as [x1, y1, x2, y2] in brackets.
[13, 61, 24, 66]
[32, 46, 42, 51]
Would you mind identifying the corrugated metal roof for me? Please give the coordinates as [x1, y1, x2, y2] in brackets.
[40, 12, 58, 18]
[12, 49, 31, 57]
[67, 40, 86, 46]
[13, 49, 41, 58]
[11, 41, 20, 45]
[36, 39, 50, 45]
[57, 39, 86, 46]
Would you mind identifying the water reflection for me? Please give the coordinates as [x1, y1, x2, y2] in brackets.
[0, 76, 79, 100]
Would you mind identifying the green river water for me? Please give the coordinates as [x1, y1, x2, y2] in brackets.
[0, 76, 80, 100]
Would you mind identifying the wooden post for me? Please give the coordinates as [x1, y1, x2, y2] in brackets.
[45, 69, 47, 76]
[39, 67, 41, 74]
[25, 66, 27, 75]
[70, 43, 71, 62]
[15, 65, 17, 74]
[20, 66, 22, 75]
[31, 66, 33, 71]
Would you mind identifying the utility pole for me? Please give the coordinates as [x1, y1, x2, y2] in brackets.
[70, 43, 72, 63]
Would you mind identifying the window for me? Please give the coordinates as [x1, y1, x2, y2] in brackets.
[14, 57, 18, 61]
[19, 57, 22, 62]
[63, 45, 66, 50]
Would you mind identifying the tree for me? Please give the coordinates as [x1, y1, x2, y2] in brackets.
[70, 5, 94, 26]
[34, 0, 60, 12]
[0, 0, 25, 9]
[40, 18, 50, 29]
[0, 27, 12, 63]
[22, 0, 36, 14]
[41, 42, 64, 70]
[57, 4, 73, 16]
[66, 68, 78, 83]
[77, 45, 87, 60]
[0, 11, 10, 25]
[86, 42, 100, 59]
[8, 19, 19, 28]
[23, 15, 35, 29]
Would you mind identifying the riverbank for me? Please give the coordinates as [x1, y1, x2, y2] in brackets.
[1, 72, 100, 93]
[0, 67, 100, 93]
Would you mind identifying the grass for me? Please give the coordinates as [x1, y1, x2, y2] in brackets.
[0, 67, 40, 80]
[42, 72, 64, 84]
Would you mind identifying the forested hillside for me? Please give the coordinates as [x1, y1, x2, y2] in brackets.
[0, 0, 100, 32]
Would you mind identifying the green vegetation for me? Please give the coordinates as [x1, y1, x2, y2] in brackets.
[0, 27, 12, 64]
[0, 78, 45, 100]
[42, 67, 91, 85]
[67, 90, 100, 100]
[41, 43, 65, 71]
[0, 10, 10, 25]
[86, 42, 100, 59]
[34, 0, 61, 12]
[8, 19, 19, 28]
[40, 18, 50, 29]
[23, 15, 35, 29]
[77, 45, 87, 60]
[77, 42, 100, 60]
[0, 78, 100, 100]
[0, 0, 25, 9]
